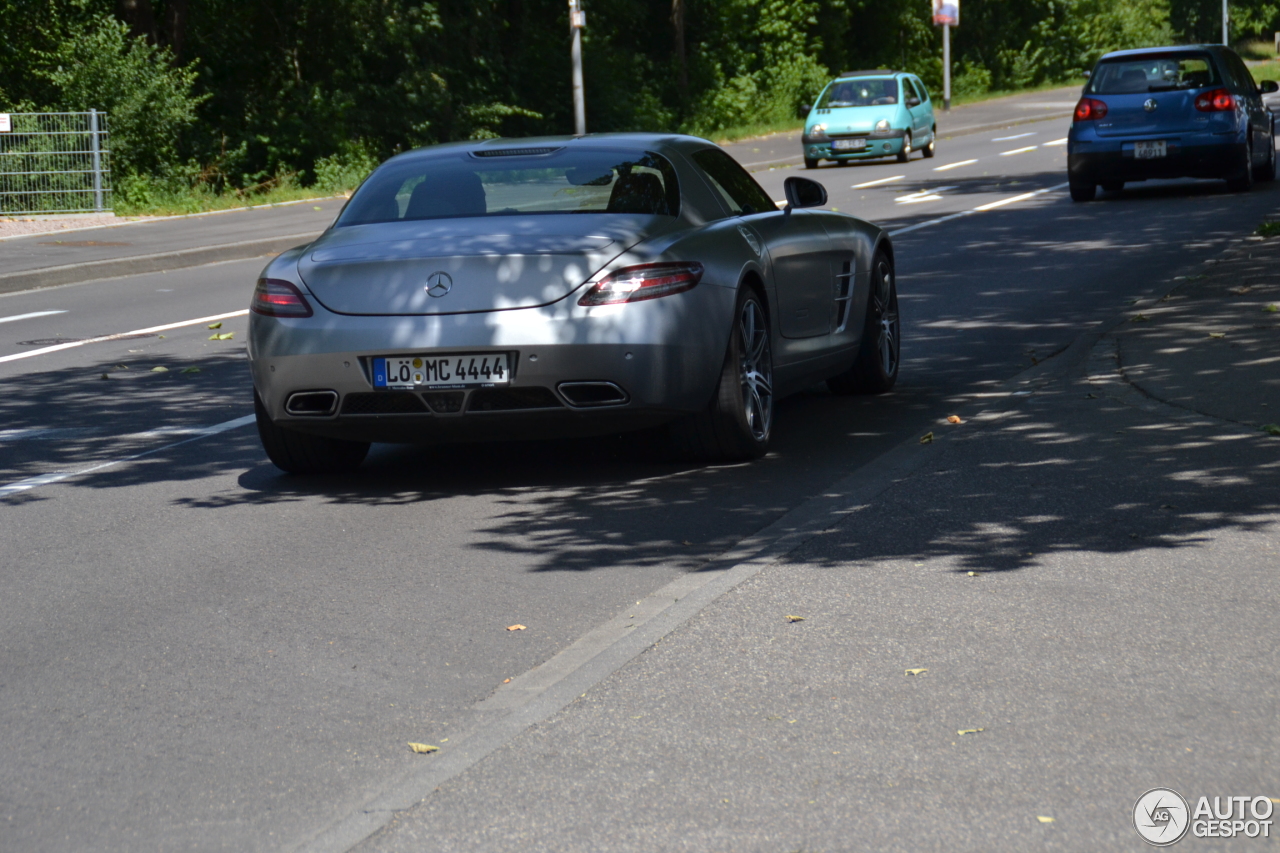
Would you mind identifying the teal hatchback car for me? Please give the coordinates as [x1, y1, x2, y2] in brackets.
[800, 71, 937, 168]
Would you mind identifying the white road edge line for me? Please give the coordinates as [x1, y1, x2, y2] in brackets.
[887, 182, 1070, 237]
[853, 175, 905, 188]
[0, 310, 67, 324]
[992, 131, 1036, 141]
[0, 414, 255, 498]
[1000, 145, 1039, 156]
[933, 159, 978, 171]
[0, 309, 249, 364]
[1044, 137, 1069, 146]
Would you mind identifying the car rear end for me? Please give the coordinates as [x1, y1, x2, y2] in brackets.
[1068, 47, 1247, 193]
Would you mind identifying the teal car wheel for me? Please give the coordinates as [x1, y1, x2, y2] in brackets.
[896, 132, 913, 163]
[804, 157, 818, 169]
[922, 128, 936, 158]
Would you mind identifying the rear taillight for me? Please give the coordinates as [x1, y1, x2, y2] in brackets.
[578, 262, 704, 306]
[1195, 87, 1234, 112]
[1074, 97, 1108, 122]
[251, 278, 314, 317]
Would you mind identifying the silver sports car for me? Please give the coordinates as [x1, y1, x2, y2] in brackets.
[249, 133, 898, 473]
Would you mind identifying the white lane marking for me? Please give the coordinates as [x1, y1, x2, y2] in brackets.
[895, 186, 955, 204]
[1044, 137, 1069, 146]
[1000, 145, 1039, 156]
[0, 309, 248, 364]
[933, 159, 978, 171]
[853, 175, 905, 188]
[0, 414, 255, 498]
[993, 132, 1036, 141]
[887, 182, 1070, 237]
[0, 310, 66, 325]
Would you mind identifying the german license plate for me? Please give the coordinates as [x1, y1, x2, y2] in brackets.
[832, 138, 867, 151]
[1134, 140, 1167, 159]
[373, 354, 510, 389]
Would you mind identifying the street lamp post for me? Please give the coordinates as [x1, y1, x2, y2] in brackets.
[569, 0, 586, 135]
[1223, 0, 1229, 45]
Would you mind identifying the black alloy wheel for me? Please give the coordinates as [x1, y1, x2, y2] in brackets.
[1254, 133, 1276, 181]
[667, 287, 774, 461]
[1069, 179, 1097, 202]
[804, 158, 819, 169]
[828, 249, 900, 395]
[255, 390, 370, 474]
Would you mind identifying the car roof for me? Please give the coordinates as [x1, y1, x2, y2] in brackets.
[390, 133, 717, 163]
[835, 69, 904, 80]
[1098, 44, 1227, 62]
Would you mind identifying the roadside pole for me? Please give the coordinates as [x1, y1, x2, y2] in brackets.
[943, 24, 951, 111]
[1222, 0, 1229, 44]
[569, 0, 586, 135]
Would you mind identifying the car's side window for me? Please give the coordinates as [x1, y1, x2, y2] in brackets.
[1231, 54, 1258, 93]
[691, 148, 777, 217]
[911, 78, 929, 102]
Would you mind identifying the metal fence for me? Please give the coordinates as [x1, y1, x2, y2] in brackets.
[0, 111, 111, 215]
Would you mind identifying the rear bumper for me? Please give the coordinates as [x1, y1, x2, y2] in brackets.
[1067, 131, 1244, 182]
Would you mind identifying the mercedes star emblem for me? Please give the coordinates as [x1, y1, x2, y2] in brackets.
[1144, 98, 1158, 112]
[425, 271, 453, 298]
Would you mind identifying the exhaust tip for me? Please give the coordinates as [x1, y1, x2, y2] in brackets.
[285, 390, 338, 416]
[557, 381, 630, 408]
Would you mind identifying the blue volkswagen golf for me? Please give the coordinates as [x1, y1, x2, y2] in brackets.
[1068, 45, 1278, 201]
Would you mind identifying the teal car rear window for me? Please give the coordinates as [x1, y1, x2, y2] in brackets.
[818, 78, 899, 108]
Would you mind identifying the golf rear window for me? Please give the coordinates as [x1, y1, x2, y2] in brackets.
[1087, 53, 1219, 94]
[818, 78, 899, 108]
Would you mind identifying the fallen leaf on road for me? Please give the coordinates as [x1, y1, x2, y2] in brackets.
[503, 678, 511, 683]
[1231, 285, 1254, 294]
[1037, 816, 1055, 824]
[99, 373, 110, 380]
[1130, 313, 1148, 323]
[957, 727, 984, 736]
[1208, 332, 1225, 339]
[407, 742, 439, 754]
[967, 571, 981, 577]
[1266, 304, 1278, 313]
[180, 367, 201, 374]
[905, 668, 927, 676]
[919, 432, 934, 444]
[207, 322, 222, 329]
[314, 206, 323, 210]
[506, 624, 526, 631]
[209, 332, 235, 340]
[1086, 392, 1098, 399]
[785, 615, 805, 623]
[1260, 424, 1280, 437]
[150, 366, 168, 372]
[113, 364, 129, 370]
[946, 415, 962, 424]
[682, 540, 694, 545]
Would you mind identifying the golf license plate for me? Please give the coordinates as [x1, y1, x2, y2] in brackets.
[832, 138, 867, 152]
[373, 353, 510, 389]
[1134, 140, 1167, 159]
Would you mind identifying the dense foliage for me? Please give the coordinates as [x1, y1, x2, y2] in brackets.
[0, 0, 1276, 203]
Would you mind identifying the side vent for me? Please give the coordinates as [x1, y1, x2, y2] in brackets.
[834, 259, 855, 333]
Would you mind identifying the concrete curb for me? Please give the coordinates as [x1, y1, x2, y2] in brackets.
[0, 231, 321, 296]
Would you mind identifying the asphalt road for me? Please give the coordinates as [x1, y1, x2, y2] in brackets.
[2, 115, 1278, 851]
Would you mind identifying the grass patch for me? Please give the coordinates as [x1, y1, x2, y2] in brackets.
[1238, 38, 1278, 61]
[1256, 220, 1280, 238]
[113, 182, 347, 217]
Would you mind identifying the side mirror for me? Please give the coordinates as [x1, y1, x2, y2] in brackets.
[906, 96, 921, 107]
[797, 104, 812, 120]
[1082, 70, 1092, 79]
[783, 176, 827, 210]
[1261, 80, 1279, 94]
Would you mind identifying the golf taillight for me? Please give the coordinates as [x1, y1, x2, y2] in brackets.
[578, 262, 704, 306]
[1073, 97, 1108, 122]
[1195, 87, 1234, 112]
[251, 278, 314, 317]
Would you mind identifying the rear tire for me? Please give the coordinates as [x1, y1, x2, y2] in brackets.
[1100, 180, 1123, 193]
[1227, 139, 1254, 192]
[828, 250, 900, 395]
[255, 390, 369, 474]
[921, 130, 936, 158]
[896, 133, 913, 163]
[1069, 180, 1097, 202]
[666, 288, 773, 462]
[804, 158, 818, 170]
[1254, 135, 1276, 182]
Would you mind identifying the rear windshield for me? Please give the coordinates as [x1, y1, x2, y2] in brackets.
[817, 78, 898, 108]
[337, 149, 680, 226]
[1087, 53, 1219, 94]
